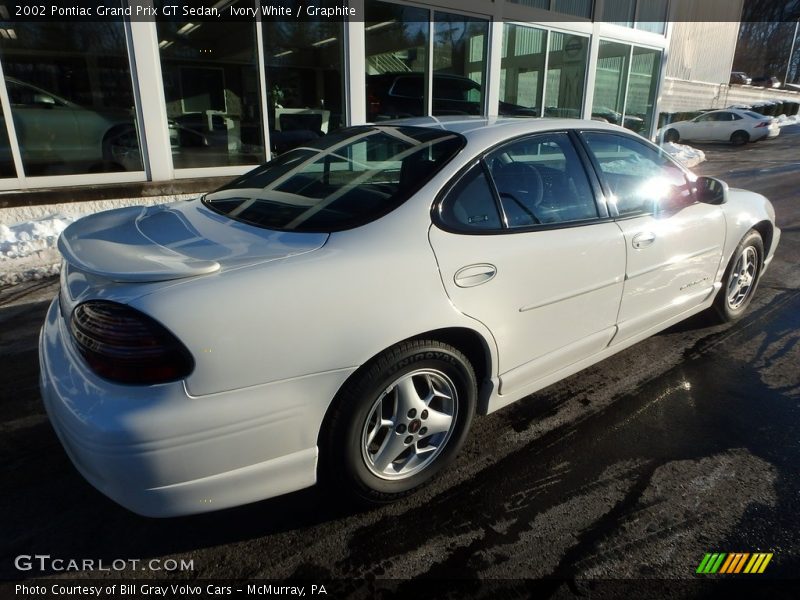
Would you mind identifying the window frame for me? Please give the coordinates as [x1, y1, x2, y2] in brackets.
[433, 129, 612, 235]
[574, 128, 699, 220]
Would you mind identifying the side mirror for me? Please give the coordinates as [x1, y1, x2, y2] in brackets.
[695, 176, 728, 205]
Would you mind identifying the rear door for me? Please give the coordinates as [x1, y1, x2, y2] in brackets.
[580, 131, 725, 344]
[429, 132, 626, 395]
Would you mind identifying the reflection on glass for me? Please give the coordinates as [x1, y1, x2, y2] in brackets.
[603, 0, 635, 27]
[592, 41, 630, 127]
[544, 32, 587, 118]
[157, 0, 264, 169]
[262, 0, 343, 155]
[626, 47, 661, 136]
[0, 21, 142, 176]
[635, 0, 667, 34]
[584, 132, 692, 215]
[365, 0, 429, 122]
[500, 24, 546, 116]
[552, 0, 592, 18]
[432, 12, 489, 117]
[0, 102, 16, 177]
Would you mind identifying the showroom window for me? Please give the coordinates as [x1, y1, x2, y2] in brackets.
[544, 31, 588, 118]
[157, 0, 265, 169]
[0, 102, 16, 178]
[500, 24, 546, 114]
[592, 40, 661, 136]
[500, 24, 588, 119]
[508, 0, 593, 19]
[603, 0, 667, 34]
[0, 21, 143, 177]
[432, 12, 489, 117]
[261, 0, 344, 155]
[365, 1, 489, 121]
[365, 1, 429, 121]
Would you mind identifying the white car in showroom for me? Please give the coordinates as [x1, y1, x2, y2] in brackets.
[41, 117, 780, 517]
[662, 108, 780, 144]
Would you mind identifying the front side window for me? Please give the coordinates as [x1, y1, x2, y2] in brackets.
[204, 126, 464, 232]
[487, 133, 598, 226]
[583, 132, 693, 216]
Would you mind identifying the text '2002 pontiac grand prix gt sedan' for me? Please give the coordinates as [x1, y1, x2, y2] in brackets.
[40, 117, 780, 517]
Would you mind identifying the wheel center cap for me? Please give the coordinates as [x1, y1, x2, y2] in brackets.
[408, 419, 422, 434]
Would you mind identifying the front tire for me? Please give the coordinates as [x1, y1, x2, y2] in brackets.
[711, 230, 764, 322]
[320, 340, 477, 505]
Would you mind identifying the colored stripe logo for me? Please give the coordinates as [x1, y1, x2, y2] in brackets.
[696, 552, 773, 574]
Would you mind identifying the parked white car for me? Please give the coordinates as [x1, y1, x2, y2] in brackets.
[662, 109, 780, 144]
[41, 117, 780, 517]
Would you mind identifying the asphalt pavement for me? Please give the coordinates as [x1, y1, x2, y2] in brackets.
[1, 127, 799, 589]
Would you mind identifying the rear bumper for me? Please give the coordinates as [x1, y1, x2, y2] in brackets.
[39, 298, 354, 517]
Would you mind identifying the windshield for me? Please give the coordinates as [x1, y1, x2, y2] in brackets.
[203, 126, 465, 232]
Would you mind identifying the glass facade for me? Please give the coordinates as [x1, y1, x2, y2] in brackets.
[500, 24, 588, 120]
[0, 0, 669, 191]
[500, 24, 546, 115]
[262, 1, 344, 155]
[592, 40, 661, 136]
[544, 31, 588, 118]
[432, 12, 489, 116]
[157, 0, 265, 169]
[365, 1, 429, 121]
[0, 21, 142, 177]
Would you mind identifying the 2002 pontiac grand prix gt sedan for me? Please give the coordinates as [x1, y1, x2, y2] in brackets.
[40, 117, 780, 517]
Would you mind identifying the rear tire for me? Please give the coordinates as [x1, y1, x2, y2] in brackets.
[319, 340, 477, 505]
[730, 130, 749, 145]
[711, 230, 764, 323]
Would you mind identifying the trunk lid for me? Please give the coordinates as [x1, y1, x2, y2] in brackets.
[58, 199, 328, 283]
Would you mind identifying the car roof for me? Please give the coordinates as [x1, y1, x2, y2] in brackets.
[378, 116, 628, 145]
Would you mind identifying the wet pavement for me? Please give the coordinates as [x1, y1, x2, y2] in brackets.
[1, 127, 799, 585]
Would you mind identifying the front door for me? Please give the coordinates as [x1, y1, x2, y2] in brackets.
[581, 131, 725, 344]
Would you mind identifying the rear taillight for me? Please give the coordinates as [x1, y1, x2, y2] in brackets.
[755, 121, 769, 128]
[70, 301, 194, 384]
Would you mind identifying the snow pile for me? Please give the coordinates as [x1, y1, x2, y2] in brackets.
[0, 215, 75, 287]
[777, 114, 800, 127]
[660, 142, 707, 168]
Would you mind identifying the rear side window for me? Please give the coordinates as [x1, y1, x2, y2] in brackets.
[439, 165, 503, 231]
[487, 133, 598, 227]
[583, 132, 693, 216]
[203, 126, 464, 232]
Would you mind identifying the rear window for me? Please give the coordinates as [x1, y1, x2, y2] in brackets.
[744, 111, 766, 119]
[203, 126, 464, 232]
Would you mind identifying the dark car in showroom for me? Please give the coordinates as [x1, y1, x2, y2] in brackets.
[367, 72, 538, 121]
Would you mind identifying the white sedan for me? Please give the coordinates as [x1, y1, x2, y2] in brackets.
[662, 109, 780, 144]
[40, 117, 780, 517]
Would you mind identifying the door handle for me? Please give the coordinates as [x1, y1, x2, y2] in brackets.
[454, 264, 497, 288]
[632, 232, 656, 249]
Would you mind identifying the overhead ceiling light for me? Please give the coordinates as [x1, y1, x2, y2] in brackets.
[274, 50, 293, 58]
[312, 37, 337, 47]
[365, 21, 396, 31]
[0, 6, 9, 19]
[0, 30, 7, 39]
[6, 28, 15, 39]
[158, 40, 173, 49]
[177, 22, 201, 35]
